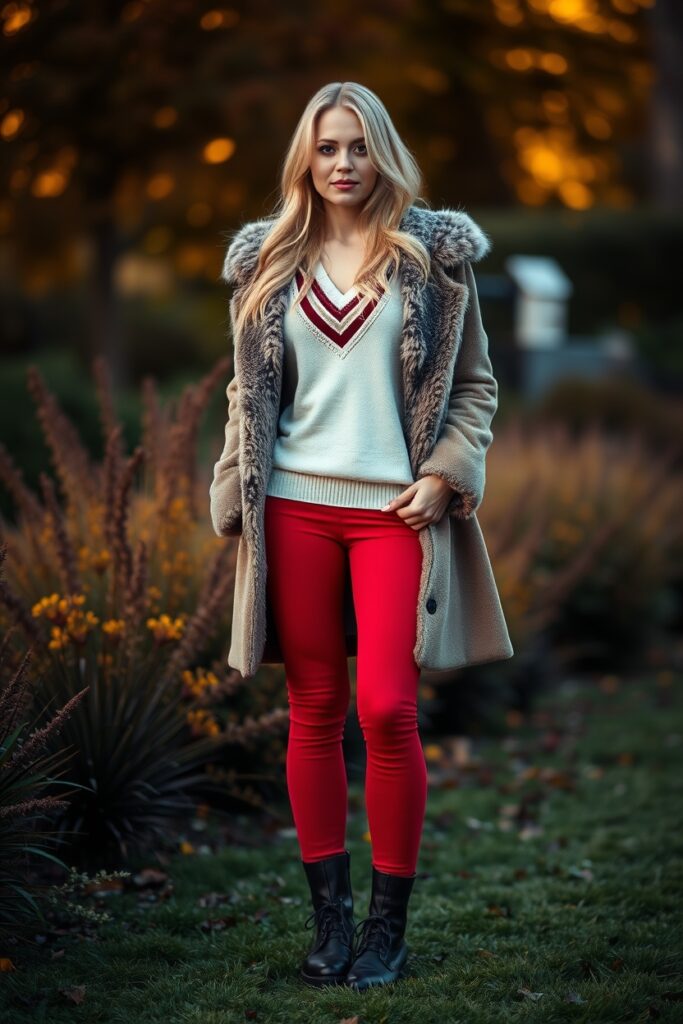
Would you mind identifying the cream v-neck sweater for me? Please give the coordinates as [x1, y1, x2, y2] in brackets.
[265, 260, 415, 509]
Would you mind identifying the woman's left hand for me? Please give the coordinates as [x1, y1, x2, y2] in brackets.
[381, 475, 455, 531]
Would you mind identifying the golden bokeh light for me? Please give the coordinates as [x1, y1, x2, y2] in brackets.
[407, 64, 451, 93]
[608, 19, 637, 42]
[558, 180, 593, 208]
[146, 173, 175, 200]
[584, 112, 612, 139]
[505, 49, 534, 71]
[153, 106, 178, 129]
[200, 8, 240, 30]
[121, 2, 145, 23]
[176, 244, 206, 275]
[525, 145, 565, 185]
[3, 5, 33, 35]
[493, 0, 524, 28]
[202, 137, 236, 164]
[1, 108, 24, 139]
[538, 52, 568, 75]
[32, 170, 69, 197]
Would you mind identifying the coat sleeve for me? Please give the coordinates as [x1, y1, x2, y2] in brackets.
[415, 259, 498, 520]
[209, 220, 268, 538]
[209, 368, 242, 537]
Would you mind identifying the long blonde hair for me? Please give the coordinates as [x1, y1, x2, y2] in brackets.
[229, 81, 432, 344]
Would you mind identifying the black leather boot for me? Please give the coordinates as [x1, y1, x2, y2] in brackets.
[345, 865, 416, 991]
[300, 849, 355, 987]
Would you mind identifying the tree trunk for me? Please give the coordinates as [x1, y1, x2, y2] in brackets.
[648, 0, 683, 209]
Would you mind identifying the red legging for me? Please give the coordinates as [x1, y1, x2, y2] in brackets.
[264, 494, 428, 878]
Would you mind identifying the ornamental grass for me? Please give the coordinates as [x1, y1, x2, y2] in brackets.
[484, 419, 683, 671]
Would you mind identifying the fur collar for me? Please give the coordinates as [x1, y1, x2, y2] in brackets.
[221, 203, 492, 287]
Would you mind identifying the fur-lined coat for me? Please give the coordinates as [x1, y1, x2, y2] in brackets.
[210, 204, 514, 678]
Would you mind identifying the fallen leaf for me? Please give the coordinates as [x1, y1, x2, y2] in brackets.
[199, 916, 238, 931]
[465, 816, 494, 831]
[517, 987, 543, 1000]
[518, 824, 544, 840]
[83, 878, 125, 896]
[59, 985, 86, 1005]
[131, 868, 168, 889]
[487, 903, 512, 917]
[543, 769, 575, 791]
[449, 736, 473, 766]
[197, 891, 233, 908]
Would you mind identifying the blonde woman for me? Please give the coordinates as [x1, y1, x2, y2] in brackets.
[210, 81, 513, 991]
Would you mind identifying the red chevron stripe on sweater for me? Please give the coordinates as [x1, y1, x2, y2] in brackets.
[293, 264, 391, 351]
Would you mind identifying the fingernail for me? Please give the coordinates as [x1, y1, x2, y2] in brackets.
[381, 503, 391, 511]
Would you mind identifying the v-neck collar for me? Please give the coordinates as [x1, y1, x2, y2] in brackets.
[314, 259, 359, 304]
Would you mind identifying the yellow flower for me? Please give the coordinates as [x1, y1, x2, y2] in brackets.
[186, 708, 221, 737]
[33, 593, 98, 646]
[48, 625, 68, 651]
[102, 618, 125, 640]
[424, 743, 442, 762]
[180, 668, 221, 700]
[146, 613, 186, 642]
[32, 593, 60, 618]
[90, 548, 112, 574]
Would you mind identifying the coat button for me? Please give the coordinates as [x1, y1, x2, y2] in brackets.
[426, 597, 437, 614]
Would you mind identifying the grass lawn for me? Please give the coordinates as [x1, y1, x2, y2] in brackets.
[2, 672, 682, 1023]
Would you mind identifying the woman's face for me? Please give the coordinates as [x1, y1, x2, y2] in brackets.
[309, 105, 379, 210]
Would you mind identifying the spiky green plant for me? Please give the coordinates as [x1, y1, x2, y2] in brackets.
[0, 358, 289, 864]
[0, 610, 87, 939]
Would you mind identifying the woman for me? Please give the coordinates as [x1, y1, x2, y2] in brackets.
[210, 81, 513, 991]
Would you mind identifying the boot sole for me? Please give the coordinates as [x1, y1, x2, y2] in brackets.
[345, 966, 407, 991]
[300, 968, 348, 987]
[345, 947, 409, 990]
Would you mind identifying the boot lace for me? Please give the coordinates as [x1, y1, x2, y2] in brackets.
[304, 895, 352, 946]
[353, 913, 392, 959]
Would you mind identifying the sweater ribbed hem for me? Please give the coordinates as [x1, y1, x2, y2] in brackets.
[266, 467, 411, 509]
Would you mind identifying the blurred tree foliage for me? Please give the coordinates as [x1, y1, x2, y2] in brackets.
[0, 0, 661, 384]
